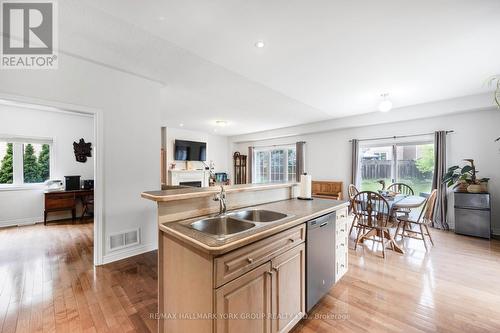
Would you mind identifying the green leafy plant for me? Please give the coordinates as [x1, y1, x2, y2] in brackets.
[487, 75, 500, 142]
[415, 144, 435, 174]
[443, 159, 489, 189]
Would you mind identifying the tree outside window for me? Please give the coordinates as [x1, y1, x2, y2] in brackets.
[0, 143, 13, 184]
[0, 141, 51, 185]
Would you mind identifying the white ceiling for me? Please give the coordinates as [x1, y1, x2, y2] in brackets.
[69, 1, 500, 135]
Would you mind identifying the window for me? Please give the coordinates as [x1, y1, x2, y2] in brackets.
[253, 146, 296, 183]
[0, 142, 13, 184]
[0, 139, 52, 186]
[359, 142, 434, 195]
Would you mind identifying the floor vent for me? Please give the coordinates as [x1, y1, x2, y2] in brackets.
[109, 229, 140, 251]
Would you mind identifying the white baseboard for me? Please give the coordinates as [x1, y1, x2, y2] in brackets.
[0, 216, 43, 228]
[101, 242, 157, 265]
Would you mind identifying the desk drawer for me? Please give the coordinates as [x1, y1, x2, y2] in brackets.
[45, 195, 75, 209]
[214, 224, 305, 288]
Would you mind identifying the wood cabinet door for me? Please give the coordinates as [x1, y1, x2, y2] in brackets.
[271, 243, 306, 333]
[215, 262, 273, 333]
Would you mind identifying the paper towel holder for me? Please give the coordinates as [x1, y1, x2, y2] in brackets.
[298, 172, 314, 201]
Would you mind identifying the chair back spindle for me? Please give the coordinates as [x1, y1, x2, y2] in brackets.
[352, 191, 390, 228]
[387, 183, 414, 195]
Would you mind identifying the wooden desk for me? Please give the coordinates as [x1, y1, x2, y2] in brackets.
[44, 189, 93, 225]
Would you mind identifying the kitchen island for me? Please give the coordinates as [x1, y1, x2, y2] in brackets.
[142, 183, 348, 333]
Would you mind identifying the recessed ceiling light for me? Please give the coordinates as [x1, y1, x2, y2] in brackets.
[378, 93, 393, 112]
[254, 40, 265, 48]
[159, 16, 166, 21]
[179, 123, 184, 127]
[213, 128, 218, 133]
[215, 120, 228, 127]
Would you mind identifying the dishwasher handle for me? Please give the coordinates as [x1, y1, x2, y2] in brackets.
[319, 221, 329, 228]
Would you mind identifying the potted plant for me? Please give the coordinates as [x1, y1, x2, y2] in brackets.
[443, 159, 489, 193]
[488, 75, 500, 142]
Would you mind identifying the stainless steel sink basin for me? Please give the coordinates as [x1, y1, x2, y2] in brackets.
[231, 209, 289, 223]
[190, 216, 255, 237]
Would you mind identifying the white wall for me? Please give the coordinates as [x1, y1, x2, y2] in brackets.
[0, 105, 94, 225]
[166, 127, 230, 174]
[0, 53, 162, 264]
[232, 109, 500, 234]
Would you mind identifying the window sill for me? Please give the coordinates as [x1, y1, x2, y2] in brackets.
[0, 184, 46, 192]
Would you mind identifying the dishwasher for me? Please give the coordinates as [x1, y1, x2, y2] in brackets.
[306, 212, 335, 312]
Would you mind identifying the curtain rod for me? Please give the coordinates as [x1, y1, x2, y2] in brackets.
[251, 141, 305, 149]
[349, 130, 454, 143]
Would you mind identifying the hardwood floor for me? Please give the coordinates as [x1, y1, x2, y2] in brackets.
[293, 229, 500, 333]
[0, 220, 157, 333]
[1, 220, 500, 332]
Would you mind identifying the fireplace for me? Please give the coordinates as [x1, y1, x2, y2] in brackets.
[179, 181, 202, 187]
[169, 170, 210, 187]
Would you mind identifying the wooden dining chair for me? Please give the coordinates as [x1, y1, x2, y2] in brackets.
[81, 195, 94, 221]
[395, 189, 437, 251]
[347, 184, 360, 237]
[387, 183, 414, 195]
[352, 191, 396, 258]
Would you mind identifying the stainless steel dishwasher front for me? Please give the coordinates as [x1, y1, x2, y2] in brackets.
[306, 212, 335, 312]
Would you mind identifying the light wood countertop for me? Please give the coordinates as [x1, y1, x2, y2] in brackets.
[142, 182, 299, 202]
[159, 198, 348, 255]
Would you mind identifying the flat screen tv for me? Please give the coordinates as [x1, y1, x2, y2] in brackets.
[174, 140, 207, 161]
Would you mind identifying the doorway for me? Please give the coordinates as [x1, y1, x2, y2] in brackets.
[0, 94, 102, 265]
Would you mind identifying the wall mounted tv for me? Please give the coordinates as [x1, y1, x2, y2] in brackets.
[174, 140, 207, 161]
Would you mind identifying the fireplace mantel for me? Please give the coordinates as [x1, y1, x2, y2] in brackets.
[168, 169, 210, 187]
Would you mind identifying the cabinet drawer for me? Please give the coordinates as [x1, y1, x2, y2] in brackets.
[336, 218, 347, 233]
[336, 207, 348, 221]
[214, 224, 305, 288]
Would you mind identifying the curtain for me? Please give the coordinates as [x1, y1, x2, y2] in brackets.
[295, 142, 306, 181]
[432, 131, 449, 230]
[351, 139, 359, 186]
[247, 146, 254, 184]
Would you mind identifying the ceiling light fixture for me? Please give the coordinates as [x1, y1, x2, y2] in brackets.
[254, 40, 265, 48]
[179, 123, 184, 127]
[215, 120, 228, 127]
[378, 93, 393, 112]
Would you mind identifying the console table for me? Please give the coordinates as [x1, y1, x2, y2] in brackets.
[44, 189, 94, 225]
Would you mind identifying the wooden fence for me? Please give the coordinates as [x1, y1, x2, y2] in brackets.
[361, 160, 427, 180]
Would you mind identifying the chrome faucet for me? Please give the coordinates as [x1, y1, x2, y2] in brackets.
[214, 186, 227, 215]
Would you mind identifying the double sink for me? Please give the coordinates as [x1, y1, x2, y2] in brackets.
[189, 209, 291, 239]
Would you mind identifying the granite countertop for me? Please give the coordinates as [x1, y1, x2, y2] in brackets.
[142, 182, 298, 202]
[159, 198, 348, 255]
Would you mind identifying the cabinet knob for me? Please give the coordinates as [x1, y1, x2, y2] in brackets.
[340, 229, 345, 232]
[288, 238, 295, 243]
[247, 258, 254, 264]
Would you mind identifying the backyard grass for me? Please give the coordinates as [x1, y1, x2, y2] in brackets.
[361, 178, 432, 195]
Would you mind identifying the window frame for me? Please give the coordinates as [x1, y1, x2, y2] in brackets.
[0, 136, 54, 190]
[252, 145, 296, 184]
[358, 139, 434, 190]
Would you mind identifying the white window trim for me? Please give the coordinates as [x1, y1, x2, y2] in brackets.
[0, 136, 54, 191]
[253, 145, 296, 184]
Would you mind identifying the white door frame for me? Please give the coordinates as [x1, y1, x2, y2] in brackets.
[0, 91, 104, 265]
